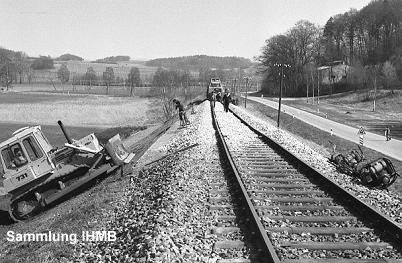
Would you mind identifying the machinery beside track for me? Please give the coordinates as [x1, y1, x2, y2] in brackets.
[0, 121, 134, 221]
[211, 103, 402, 262]
[206, 78, 224, 100]
[329, 144, 399, 189]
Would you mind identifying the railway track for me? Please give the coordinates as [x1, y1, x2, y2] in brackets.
[210, 102, 402, 262]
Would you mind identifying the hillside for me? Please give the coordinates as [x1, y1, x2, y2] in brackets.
[145, 55, 254, 70]
[55, 53, 84, 61]
[94, 56, 131, 63]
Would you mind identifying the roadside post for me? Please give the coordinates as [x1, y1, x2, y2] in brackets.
[358, 126, 366, 146]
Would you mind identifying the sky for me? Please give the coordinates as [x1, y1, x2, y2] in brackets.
[0, 0, 372, 61]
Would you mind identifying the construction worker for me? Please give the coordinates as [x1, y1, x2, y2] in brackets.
[173, 99, 190, 126]
[211, 92, 216, 108]
[385, 127, 391, 141]
[223, 90, 231, 112]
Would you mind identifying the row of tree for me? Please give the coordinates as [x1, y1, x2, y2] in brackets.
[258, 0, 402, 97]
[57, 64, 141, 95]
[1, 46, 255, 91]
[0, 47, 58, 89]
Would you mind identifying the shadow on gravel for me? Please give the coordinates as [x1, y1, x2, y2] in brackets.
[0, 210, 13, 225]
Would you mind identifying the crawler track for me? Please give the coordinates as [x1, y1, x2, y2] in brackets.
[211, 103, 402, 262]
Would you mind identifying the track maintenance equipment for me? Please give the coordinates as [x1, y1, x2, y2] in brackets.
[0, 121, 134, 221]
[329, 142, 399, 189]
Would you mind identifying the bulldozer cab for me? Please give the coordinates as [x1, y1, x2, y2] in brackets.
[0, 126, 55, 194]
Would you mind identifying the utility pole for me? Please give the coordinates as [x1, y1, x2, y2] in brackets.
[311, 70, 315, 104]
[306, 72, 309, 103]
[317, 68, 321, 105]
[244, 77, 249, 108]
[274, 63, 290, 128]
[373, 70, 377, 112]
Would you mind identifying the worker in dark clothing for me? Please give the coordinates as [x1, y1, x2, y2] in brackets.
[211, 92, 216, 108]
[216, 92, 221, 102]
[223, 90, 231, 112]
[385, 127, 391, 141]
[12, 148, 27, 168]
[172, 99, 190, 126]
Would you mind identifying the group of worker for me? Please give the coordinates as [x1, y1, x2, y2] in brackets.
[211, 89, 232, 112]
[172, 89, 233, 127]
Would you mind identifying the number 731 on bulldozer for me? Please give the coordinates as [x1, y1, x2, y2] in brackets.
[0, 120, 134, 222]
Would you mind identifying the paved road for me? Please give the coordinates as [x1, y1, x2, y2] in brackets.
[247, 96, 402, 161]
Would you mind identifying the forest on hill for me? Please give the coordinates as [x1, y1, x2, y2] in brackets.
[55, 54, 84, 61]
[94, 56, 131, 63]
[145, 55, 254, 70]
[258, 0, 402, 97]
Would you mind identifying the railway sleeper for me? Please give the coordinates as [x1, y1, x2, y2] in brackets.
[212, 226, 241, 235]
[282, 259, 402, 263]
[246, 173, 302, 178]
[255, 205, 344, 211]
[251, 197, 333, 203]
[279, 241, 391, 250]
[243, 168, 298, 173]
[249, 190, 324, 196]
[213, 240, 246, 250]
[237, 159, 288, 163]
[265, 215, 356, 223]
[265, 226, 373, 235]
[249, 178, 310, 183]
[238, 160, 289, 164]
[217, 258, 252, 263]
[248, 183, 315, 189]
[236, 155, 286, 159]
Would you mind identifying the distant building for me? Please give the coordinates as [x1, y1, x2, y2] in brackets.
[318, 61, 350, 85]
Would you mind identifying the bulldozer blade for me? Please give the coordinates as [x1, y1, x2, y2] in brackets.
[105, 134, 135, 165]
[43, 163, 111, 206]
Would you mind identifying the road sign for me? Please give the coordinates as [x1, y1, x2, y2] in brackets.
[358, 126, 366, 135]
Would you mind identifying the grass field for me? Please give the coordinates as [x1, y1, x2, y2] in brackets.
[0, 84, 207, 262]
[237, 97, 402, 196]
[0, 92, 161, 128]
[0, 90, 166, 262]
[10, 83, 158, 97]
[277, 90, 402, 139]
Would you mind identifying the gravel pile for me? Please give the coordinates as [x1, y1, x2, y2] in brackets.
[228, 104, 402, 225]
[213, 103, 402, 260]
[75, 102, 241, 262]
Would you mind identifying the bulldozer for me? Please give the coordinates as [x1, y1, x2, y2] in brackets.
[0, 121, 134, 221]
[328, 142, 399, 190]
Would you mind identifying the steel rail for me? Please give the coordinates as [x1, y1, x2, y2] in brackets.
[228, 107, 402, 247]
[211, 103, 281, 263]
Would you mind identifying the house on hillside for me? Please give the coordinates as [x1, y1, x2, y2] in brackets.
[318, 61, 351, 85]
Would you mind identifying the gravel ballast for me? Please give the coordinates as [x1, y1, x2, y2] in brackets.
[213, 103, 402, 260]
[76, 102, 240, 262]
[229, 103, 402, 225]
[74, 100, 401, 262]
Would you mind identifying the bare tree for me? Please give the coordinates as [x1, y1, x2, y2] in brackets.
[14, 51, 29, 84]
[57, 64, 70, 84]
[103, 67, 115, 95]
[127, 67, 141, 96]
[0, 50, 15, 90]
[382, 60, 398, 91]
